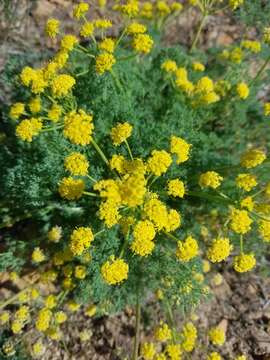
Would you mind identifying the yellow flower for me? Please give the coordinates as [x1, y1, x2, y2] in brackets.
[75, 265, 87, 279]
[95, 53, 116, 74]
[140, 342, 156, 360]
[209, 327, 226, 346]
[165, 209, 181, 232]
[64, 152, 89, 176]
[61, 35, 78, 51]
[236, 82, 249, 99]
[32, 247, 46, 263]
[140, 2, 153, 18]
[0, 311, 10, 324]
[11, 321, 23, 334]
[36, 308, 52, 332]
[73, 2, 89, 19]
[181, 322, 197, 352]
[144, 197, 168, 231]
[44, 295, 57, 309]
[69, 227, 94, 256]
[235, 356, 247, 360]
[240, 196, 254, 211]
[166, 343, 182, 360]
[63, 110, 94, 146]
[229, 0, 244, 10]
[171, 2, 183, 12]
[192, 62, 205, 71]
[170, 136, 191, 164]
[154, 322, 172, 342]
[85, 304, 97, 317]
[196, 76, 214, 93]
[263, 27, 270, 44]
[147, 150, 172, 176]
[110, 154, 126, 173]
[202, 259, 211, 273]
[29, 97, 41, 114]
[233, 253, 256, 272]
[45, 18, 60, 38]
[101, 256, 129, 285]
[99, 201, 121, 227]
[32, 340, 45, 356]
[259, 220, 270, 242]
[94, 19, 112, 29]
[58, 177, 85, 200]
[167, 179, 185, 198]
[157, 1, 171, 16]
[236, 173, 257, 191]
[48, 226, 62, 242]
[16, 118, 42, 142]
[80, 22, 95, 38]
[207, 352, 222, 360]
[127, 22, 147, 34]
[48, 104, 62, 122]
[241, 40, 261, 53]
[176, 235, 199, 262]
[20, 66, 36, 86]
[51, 74, 76, 97]
[55, 311, 67, 324]
[207, 237, 233, 263]
[9, 103, 25, 119]
[240, 149, 266, 168]
[264, 102, 270, 116]
[132, 34, 154, 54]
[98, 38, 115, 53]
[67, 301, 81, 312]
[131, 220, 156, 257]
[230, 208, 253, 234]
[110, 122, 133, 145]
[199, 171, 223, 189]
[161, 60, 177, 73]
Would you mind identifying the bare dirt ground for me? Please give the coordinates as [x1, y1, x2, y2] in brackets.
[0, 1, 268, 359]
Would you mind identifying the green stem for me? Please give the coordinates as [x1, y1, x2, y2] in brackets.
[249, 55, 270, 86]
[132, 294, 141, 360]
[94, 229, 106, 238]
[240, 235, 244, 253]
[120, 230, 130, 257]
[117, 54, 137, 62]
[190, 12, 208, 52]
[116, 27, 127, 48]
[110, 69, 124, 92]
[164, 298, 177, 342]
[91, 138, 109, 165]
[187, 190, 232, 204]
[83, 191, 99, 197]
[125, 140, 133, 160]
[87, 174, 97, 183]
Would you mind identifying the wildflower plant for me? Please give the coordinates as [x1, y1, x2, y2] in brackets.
[0, 0, 270, 358]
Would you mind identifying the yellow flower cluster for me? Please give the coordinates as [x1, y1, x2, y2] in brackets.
[236, 173, 257, 191]
[132, 34, 154, 54]
[241, 40, 261, 53]
[154, 322, 172, 342]
[140, 342, 156, 360]
[95, 53, 116, 74]
[9, 102, 25, 119]
[167, 179, 185, 198]
[176, 235, 199, 262]
[101, 256, 129, 285]
[110, 122, 133, 145]
[240, 149, 266, 168]
[161, 60, 178, 73]
[229, 0, 244, 10]
[131, 220, 156, 256]
[181, 322, 197, 352]
[147, 150, 172, 176]
[207, 238, 233, 263]
[259, 220, 270, 242]
[230, 208, 253, 234]
[170, 136, 191, 164]
[16, 118, 42, 142]
[36, 308, 52, 332]
[45, 18, 60, 38]
[63, 110, 94, 146]
[73, 2, 89, 19]
[64, 153, 89, 176]
[58, 177, 85, 200]
[199, 171, 223, 189]
[207, 352, 222, 360]
[208, 327, 226, 346]
[51, 74, 76, 97]
[69, 227, 94, 256]
[233, 253, 256, 272]
[236, 82, 249, 99]
[32, 247, 46, 263]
